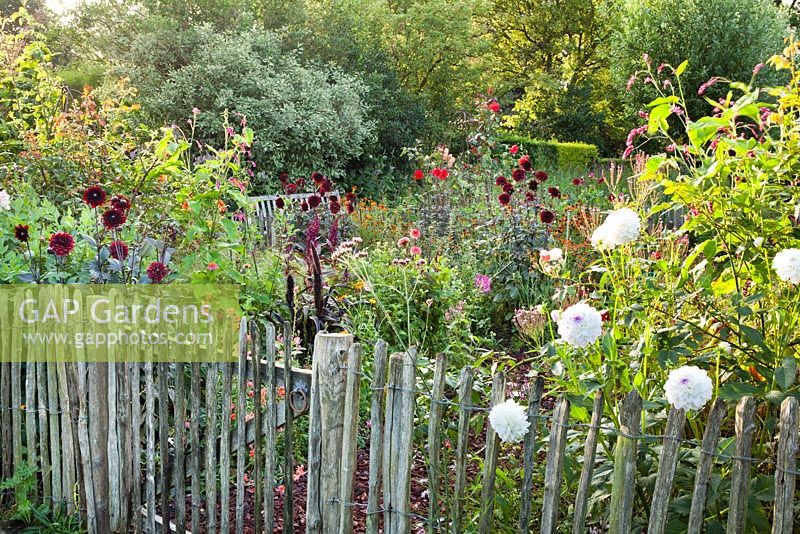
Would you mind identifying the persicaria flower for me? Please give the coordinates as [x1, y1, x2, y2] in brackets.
[698, 77, 719, 95]
[49, 232, 75, 256]
[548, 187, 561, 198]
[109, 240, 129, 260]
[410, 246, 422, 256]
[488, 400, 530, 443]
[147, 261, 169, 283]
[308, 195, 322, 209]
[539, 210, 555, 224]
[474, 274, 491, 293]
[14, 224, 29, 242]
[518, 155, 532, 171]
[498, 192, 511, 206]
[413, 169, 424, 181]
[0, 190, 10, 210]
[410, 228, 421, 239]
[557, 302, 603, 348]
[591, 207, 641, 250]
[511, 168, 526, 182]
[773, 248, 800, 283]
[664, 366, 713, 411]
[753, 63, 765, 75]
[509, 144, 519, 155]
[101, 208, 127, 230]
[83, 185, 107, 208]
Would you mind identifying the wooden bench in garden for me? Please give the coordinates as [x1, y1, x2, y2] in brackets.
[250, 191, 340, 245]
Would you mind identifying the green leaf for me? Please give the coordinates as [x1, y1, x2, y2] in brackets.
[675, 60, 689, 76]
[648, 103, 672, 134]
[775, 357, 797, 390]
[718, 382, 761, 401]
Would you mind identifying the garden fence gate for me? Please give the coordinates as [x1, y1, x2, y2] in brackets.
[0, 317, 798, 533]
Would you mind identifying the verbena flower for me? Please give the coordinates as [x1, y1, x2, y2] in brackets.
[146, 261, 170, 283]
[83, 185, 107, 208]
[14, 224, 29, 242]
[664, 366, 713, 411]
[772, 248, 800, 283]
[488, 399, 530, 443]
[557, 302, 603, 348]
[474, 274, 491, 293]
[49, 232, 75, 256]
[591, 207, 641, 250]
[0, 190, 10, 211]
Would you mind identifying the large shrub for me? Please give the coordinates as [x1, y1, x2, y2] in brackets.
[611, 0, 788, 124]
[110, 21, 374, 191]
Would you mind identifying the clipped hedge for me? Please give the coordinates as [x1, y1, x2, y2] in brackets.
[497, 133, 599, 170]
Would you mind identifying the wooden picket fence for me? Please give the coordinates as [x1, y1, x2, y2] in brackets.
[1, 320, 799, 533]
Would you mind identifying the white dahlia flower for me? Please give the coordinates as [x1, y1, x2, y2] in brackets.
[0, 190, 9, 211]
[488, 399, 530, 443]
[557, 302, 603, 348]
[664, 366, 713, 411]
[773, 248, 800, 284]
[591, 207, 641, 250]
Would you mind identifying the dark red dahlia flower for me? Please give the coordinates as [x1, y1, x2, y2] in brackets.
[102, 208, 127, 230]
[49, 232, 75, 256]
[14, 224, 29, 242]
[548, 187, 561, 198]
[285, 183, 298, 194]
[535, 171, 548, 182]
[539, 210, 555, 224]
[346, 203, 355, 214]
[319, 180, 332, 193]
[511, 168, 526, 182]
[330, 201, 341, 215]
[528, 180, 538, 191]
[275, 197, 285, 209]
[311, 172, 324, 184]
[518, 155, 532, 171]
[525, 192, 535, 202]
[300, 201, 309, 212]
[345, 192, 357, 202]
[279, 173, 290, 184]
[572, 177, 584, 186]
[110, 195, 131, 212]
[502, 183, 514, 194]
[146, 261, 169, 283]
[495, 175, 507, 186]
[83, 185, 107, 208]
[498, 193, 511, 206]
[308, 195, 322, 209]
[109, 240, 129, 260]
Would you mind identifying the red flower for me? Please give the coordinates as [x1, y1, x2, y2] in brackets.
[101, 208, 127, 230]
[110, 195, 130, 212]
[498, 193, 511, 206]
[109, 240, 129, 260]
[300, 201, 309, 212]
[488, 101, 501, 113]
[535, 171, 548, 182]
[511, 168, 526, 182]
[311, 172, 323, 184]
[146, 261, 169, 283]
[413, 169, 424, 181]
[83, 185, 107, 208]
[14, 224, 29, 242]
[346, 203, 355, 214]
[308, 195, 322, 209]
[285, 183, 298, 194]
[548, 187, 561, 198]
[525, 192, 535, 202]
[572, 177, 584, 186]
[49, 232, 75, 256]
[495, 175, 507, 186]
[436, 168, 449, 180]
[539, 210, 555, 224]
[502, 183, 514, 194]
[330, 201, 341, 215]
[279, 173, 290, 184]
[518, 155, 532, 171]
[509, 144, 519, 155]
[528, 180, 538, 191]
[345, 192, 357, 202]
[275, 197, 285, 209]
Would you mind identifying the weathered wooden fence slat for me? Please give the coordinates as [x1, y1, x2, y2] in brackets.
[647, 407, 686, 534]
[131, 364, 142, 534]
[145, 363, 157, 534]
[204, 363, 219, 534]
[36, 361, 50, 502]
[540, 397, 570, 534]
[478, 371, 506, 534]
[189, 363, 202, 534]
[772, 396, 798, 534]
[25, 360, 38, 501]
[219, 360, 234, 534]
[608, 390, 642, 534]
[426, 353, 447, 534]
[518, 376, 544, 534]
[687, 398, 725, 532]
[383, 351, 415, 534]
[283, 321, 296, 534]
[726, 396, 756, 534]
[250, 322, 264, 534]
[571, 391, 603, 534]
[338, 343, 364, 534]
[158, 362, 171, 532]
[365, 340, 388, 534]
[262, 322, 277, 533]
[452, 366, 473, 534]
[235, 319, 248, 534]
[174, 362, 187, 534]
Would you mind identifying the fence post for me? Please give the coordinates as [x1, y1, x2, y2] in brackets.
[478, 371, 506, 534]
[571, 391, 603, 534]
[687, 398, 725, 532]
[338, 343, 364, 534]
[452, 367, 474, 534]
[540, 397, 570, 534]
[608, 390, 642, 534]
[383, 351, 416, 534]
[773, 396, 798, 534]
[726, 396, 756, 534]
[518, 376, 545, 534]
[426, 353, 448, 534]
[647, 407, 686, 534]
[306, 332, 355, 534]
[365, 341, 388, 534]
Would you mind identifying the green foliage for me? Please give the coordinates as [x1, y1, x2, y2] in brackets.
[611, 0, 788, 125]
[496, 133, 599, 170]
